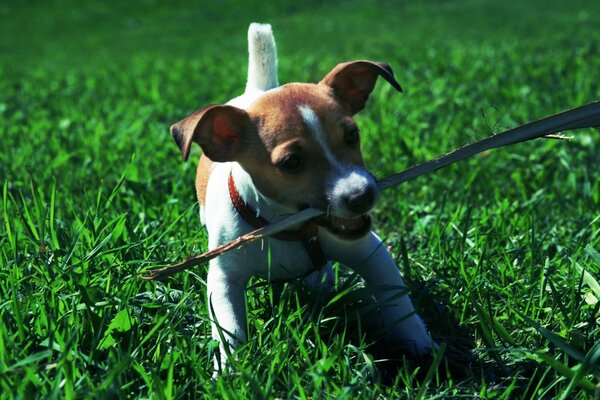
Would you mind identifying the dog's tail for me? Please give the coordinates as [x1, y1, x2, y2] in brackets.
[246, 23, 279, 92]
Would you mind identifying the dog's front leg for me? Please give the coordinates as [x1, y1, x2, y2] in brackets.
[206, 260, 248, 374]
[324, 232, 434, 355]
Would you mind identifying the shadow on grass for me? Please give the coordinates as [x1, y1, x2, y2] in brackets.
[254, 271, 477, 384]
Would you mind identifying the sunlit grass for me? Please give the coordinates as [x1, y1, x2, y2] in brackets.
[1, 0, 599, 398]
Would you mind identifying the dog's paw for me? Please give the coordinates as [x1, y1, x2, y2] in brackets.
[303, 264, 335, 292]
[397, 335, 438, 359]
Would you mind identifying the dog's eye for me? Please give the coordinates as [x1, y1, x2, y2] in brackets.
[277, 154, 303, 173]
[344, 127, 360, 145]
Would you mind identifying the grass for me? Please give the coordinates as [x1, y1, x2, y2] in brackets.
[1, 0, 599, 398]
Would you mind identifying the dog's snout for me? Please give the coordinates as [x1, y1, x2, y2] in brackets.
[343, 186, 375, 214]
[328, 170, 379, 217]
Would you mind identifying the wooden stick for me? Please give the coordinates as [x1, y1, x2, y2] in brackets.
[142, 100, 600, 280]
[378, 100, 600, 190]
[142, 207, 324, 280]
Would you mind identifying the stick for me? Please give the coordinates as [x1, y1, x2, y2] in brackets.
[378, 100, 600, 190]
[142, 100, 600, 280]
[142, 208, 324, 280]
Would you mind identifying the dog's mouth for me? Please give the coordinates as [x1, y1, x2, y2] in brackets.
[317, 213, 372, 240]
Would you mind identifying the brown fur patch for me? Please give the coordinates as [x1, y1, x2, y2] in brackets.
[191, 81, 371, 212]
[196, 155, 213, 206]
[232, 83, 365, 210]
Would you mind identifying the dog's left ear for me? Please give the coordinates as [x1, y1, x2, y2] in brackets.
[320, 60, 403, 115]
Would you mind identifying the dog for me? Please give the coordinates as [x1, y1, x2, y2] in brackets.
[171, 23, 434, 374]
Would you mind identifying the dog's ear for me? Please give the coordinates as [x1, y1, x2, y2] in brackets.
[171, 105, 252, 162]
[320, 60, 403, 115]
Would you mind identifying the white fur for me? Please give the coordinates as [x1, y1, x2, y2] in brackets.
[246, 23, 278, 92]
[332, 170, 371, 196]
[228, 23, 279, 109]
[328, 169, 377, 216]
[200, 23, 433, 375]
[299, 105, 340, 168]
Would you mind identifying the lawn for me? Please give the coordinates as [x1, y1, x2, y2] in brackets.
[1, 0, 599, 398]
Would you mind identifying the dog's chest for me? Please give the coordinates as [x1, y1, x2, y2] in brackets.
[201, 162, 318, 281]
[233, 238, 317, 281]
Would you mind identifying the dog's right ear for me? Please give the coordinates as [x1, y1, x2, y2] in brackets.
[320, 61, 403, 115]
[170, 105, 252, 162]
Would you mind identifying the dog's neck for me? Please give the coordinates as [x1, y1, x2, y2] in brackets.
[230, 162, 297, 223]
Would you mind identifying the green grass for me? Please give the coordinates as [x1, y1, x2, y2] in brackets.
[1, 0, 600, 398]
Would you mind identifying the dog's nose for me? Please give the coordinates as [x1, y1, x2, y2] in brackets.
[343, 187, 375, 214]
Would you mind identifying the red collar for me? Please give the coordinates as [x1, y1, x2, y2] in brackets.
[228, 172, 325, 268]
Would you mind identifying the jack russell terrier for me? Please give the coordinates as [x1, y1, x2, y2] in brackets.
[171, 23, 434, 374]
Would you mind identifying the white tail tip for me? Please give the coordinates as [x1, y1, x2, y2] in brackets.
[246, 23, 279, 92]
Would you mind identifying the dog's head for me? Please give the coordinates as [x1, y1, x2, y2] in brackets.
[172, 61, 402, 240]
